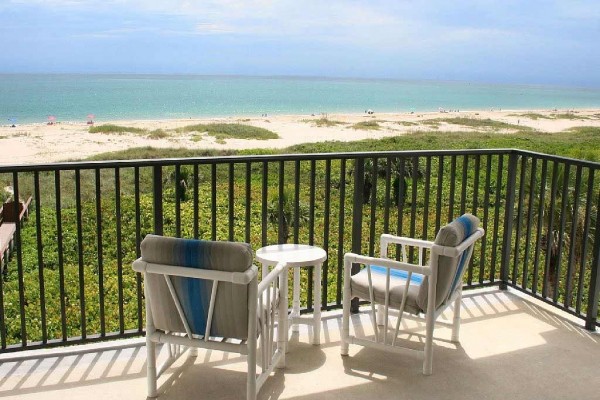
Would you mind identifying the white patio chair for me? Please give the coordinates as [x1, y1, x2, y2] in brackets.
[341, 214, 484, 375]
[133, 235, 288, 400]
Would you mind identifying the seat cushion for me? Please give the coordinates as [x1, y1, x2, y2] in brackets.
[416, 214, 480, 312]
[350, 265, 423, 314]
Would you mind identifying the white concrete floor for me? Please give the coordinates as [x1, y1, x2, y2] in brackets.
[1, 288, 599, 400]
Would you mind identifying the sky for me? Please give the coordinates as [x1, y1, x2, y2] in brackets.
[0, 0, 599, 87]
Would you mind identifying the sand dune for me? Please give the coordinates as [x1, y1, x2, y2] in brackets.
[1, 109, 599, 165]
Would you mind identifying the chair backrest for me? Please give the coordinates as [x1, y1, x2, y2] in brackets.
[416, 214, 480, 312]
[140, 235, 254, 340]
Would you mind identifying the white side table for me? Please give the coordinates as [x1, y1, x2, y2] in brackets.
[256, 244, 327, 345]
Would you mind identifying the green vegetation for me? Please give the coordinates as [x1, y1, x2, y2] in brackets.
[302, 117, 345, 127]
[178, 123, 279, 140]
[352, 120, 381, 130]
[89, 124, 146, 134]
[508, 113, 551, 120]
[552, 113, 588, 120]
[397, 121, 418, 126]
[436, 117, 530, 131]
[147, 129, 169, 139]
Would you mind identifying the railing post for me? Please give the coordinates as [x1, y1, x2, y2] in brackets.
[500, 151, 518, 290]
[351, 157, 365, 313]
[585, 190, 600, 330]
[153, 165, 164, 235]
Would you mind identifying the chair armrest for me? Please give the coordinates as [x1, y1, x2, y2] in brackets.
[380, 234, 434, 249]
[380, 234, 434, 263]
[258, 262, 287, 295]
[344, 252, 431, 276]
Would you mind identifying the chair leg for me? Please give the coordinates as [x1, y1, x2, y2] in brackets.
[341, 258, 351, 356]
[451, 290, 462, 343]
[247, 342, 257, 400]
[146, 337, 158, 398]
[423, 309, 435, 376]
[376, 304, 385, 326]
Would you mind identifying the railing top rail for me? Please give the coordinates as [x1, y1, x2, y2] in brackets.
[1, 148, 598, 172]
[515, 149, 600, 169]
[0, 149, 514, 172]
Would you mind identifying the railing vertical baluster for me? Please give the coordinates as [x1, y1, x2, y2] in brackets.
[229, 163, 235, 241]
[134, 167, 143, 332]
[211, 164, 217, 240]
[576, 170, 595, 314]
[55, 170, 67, 341]
[153, 166, 163, 235]
[34, 172, 47, 343]
[553, 163, 571, 303]
[308, 160, 316, 311]
[323, 159, 331, 308]
[435, 155, 444, 233]
[490, 155, 504, 283]
[261, 162, 268, 247]
[336, 159, 347, 306]
[383, 157, 392, 234]
[95, 169, 105, 336]
[479, 155, 492, 283]
[468, 155, 480, 285]
[368, 158, 378, 257]
[448, 155, 457, 221]
[460, 155, 468, 216]
[543, 161, 560, 299]
[512, 156, 527, 285]
[75, 169, 86, 339]
[0, 244, 4, 349]
[351, 157, 365, 313]
[396, 158, 405, 241]
[115, 168, 124, 334]
[175, 165, 181, 237]
[500, 152, 518, 290]
[409, 156, 418, 263]
[245, 162, 251, 243]
[585, 189, 600, 330]
[423, 157, 431, 240]
[564, 165, 582, 308]
[532, 159, 548, 294]
[294, 160, 300, 243]
[13, 173, 26, 346]
[193, 164, 199, 239]
[522, 157, 538, 290]
[278, 161, 285, 244]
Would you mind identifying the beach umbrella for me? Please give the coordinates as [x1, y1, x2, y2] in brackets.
[8, 117, 17, 126]
[87, 114, 95, 121]
[48, 115, 56, 123]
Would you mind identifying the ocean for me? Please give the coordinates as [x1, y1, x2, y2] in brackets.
[2, 74, 600, 124]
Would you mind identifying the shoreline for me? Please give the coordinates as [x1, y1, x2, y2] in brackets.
[1, 108, 599, 165]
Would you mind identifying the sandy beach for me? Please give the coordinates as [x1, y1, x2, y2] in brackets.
[1, 109, 599, 165]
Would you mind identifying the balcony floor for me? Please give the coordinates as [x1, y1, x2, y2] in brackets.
[1, 287, 599, 400]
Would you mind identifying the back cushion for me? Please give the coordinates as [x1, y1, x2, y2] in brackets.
[416, 214, 479, 311]
[141, 235, 253, 339]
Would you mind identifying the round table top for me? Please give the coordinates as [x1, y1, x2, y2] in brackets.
[256, 244, 327, 267]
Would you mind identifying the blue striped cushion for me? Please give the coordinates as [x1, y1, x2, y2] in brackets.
[416, 214, 480, 311]
[141, 235, 253, 339]
[370, 265, 424, 285]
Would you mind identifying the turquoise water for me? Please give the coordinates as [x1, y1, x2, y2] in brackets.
[2, 74, 600, 124]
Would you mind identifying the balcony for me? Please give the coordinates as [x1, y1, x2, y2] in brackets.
[1, 288, 599, 399]
[0, 148, 599, 398]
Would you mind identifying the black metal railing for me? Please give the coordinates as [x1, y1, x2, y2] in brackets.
[0, 149, 598, 353]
